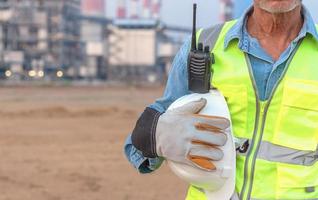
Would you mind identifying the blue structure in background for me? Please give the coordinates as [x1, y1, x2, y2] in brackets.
[233, 0, 252, 18]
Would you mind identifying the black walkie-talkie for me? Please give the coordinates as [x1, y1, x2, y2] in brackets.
[188, 4, 214, 93]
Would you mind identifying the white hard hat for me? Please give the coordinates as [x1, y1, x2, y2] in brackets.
[167, 90, 236, 200]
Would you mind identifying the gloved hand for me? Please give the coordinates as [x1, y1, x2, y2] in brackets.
[156, 98, 230, 171]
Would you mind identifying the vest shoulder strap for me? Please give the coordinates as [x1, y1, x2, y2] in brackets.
[198, 23, 225, 51]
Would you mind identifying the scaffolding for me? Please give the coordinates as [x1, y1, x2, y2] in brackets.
[0, 0, 188, 83]
[0, 0, 82, 79]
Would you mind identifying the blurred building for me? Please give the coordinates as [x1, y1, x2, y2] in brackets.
[220, 0, 234, 21]
[80, 1, 108, 80]
[0, 0, 82, 80]
[116, 0, 161, 20]
[108, 18, 179, 83]
[106, 0, 180, 83]
[81, 0, 105, 17]
[220, 0, 252, 21]
[0, 0, 187, 84]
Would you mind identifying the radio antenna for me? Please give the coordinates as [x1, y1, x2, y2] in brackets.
[191, 3, 197, 51]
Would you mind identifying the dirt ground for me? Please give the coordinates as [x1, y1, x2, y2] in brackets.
[0, 86, 188, 200]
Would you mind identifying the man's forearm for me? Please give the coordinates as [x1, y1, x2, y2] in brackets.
[124, 37, 191, 172]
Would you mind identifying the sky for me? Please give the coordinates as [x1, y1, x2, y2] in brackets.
[106, 0, 318, 28]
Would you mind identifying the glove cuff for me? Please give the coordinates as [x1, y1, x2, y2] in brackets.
[131, 107, 162, 158]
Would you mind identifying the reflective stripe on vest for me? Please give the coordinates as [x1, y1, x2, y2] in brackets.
[235, 138, 318, 166]
[186, 20, 318, 200]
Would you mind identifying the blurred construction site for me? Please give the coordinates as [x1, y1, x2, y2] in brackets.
[0, 0, 253, 85]
[3, 1, 317, 200]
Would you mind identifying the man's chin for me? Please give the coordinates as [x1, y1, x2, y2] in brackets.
[258, 1, 301, 14]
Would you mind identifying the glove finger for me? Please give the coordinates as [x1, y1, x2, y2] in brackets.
[195, 122, 224, 133]
[189, 145, 224, 161]
[187, 155, 216, 171]
[191, 139, 222, 149]
[193, 114, 230, 129]
[193, 130, 227, 146]
[171, 98, 207, 114]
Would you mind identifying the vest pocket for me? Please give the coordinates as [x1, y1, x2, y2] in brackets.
[273, 79, 318, 152]
[277, 162, 318, 199]
[217, 85, 248, 139]
[274, 79, 318, 199]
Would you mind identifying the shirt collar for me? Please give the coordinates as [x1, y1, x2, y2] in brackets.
[224, 5, 318, 50]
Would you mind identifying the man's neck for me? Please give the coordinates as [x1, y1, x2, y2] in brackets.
[247, 5, 303, 61]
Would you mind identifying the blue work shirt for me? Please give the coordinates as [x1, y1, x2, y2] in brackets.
[124, 6, 318, 173]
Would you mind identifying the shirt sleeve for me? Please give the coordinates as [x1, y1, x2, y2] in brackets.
[149, 37, 192, 112]
[123, 37, 191, 173]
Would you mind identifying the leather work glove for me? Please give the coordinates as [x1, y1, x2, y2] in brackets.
[156, 98, 230, 171]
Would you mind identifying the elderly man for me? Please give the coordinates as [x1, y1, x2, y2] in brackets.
[124, 0, 318, 199]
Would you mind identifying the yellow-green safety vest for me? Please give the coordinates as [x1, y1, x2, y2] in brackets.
[186, 20, 318, 200]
